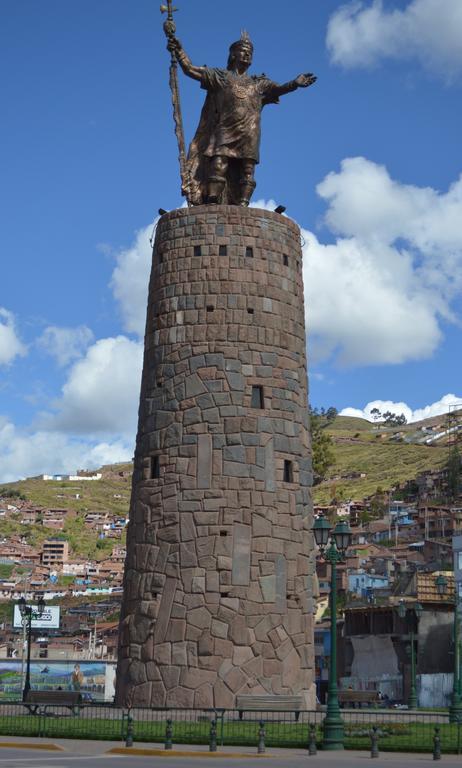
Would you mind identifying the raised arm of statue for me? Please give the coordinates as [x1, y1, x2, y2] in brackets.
[270, 73, 317, 98]
[167, 36, 205, 82]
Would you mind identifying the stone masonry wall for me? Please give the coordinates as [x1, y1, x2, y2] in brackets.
[116, 205, 315, 709]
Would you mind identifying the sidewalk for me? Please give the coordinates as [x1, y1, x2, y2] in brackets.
[0, 736, 461, 764]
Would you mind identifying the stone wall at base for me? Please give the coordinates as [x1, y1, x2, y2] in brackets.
[116, 205, 315, 709]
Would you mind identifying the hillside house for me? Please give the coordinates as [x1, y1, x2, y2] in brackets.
[387, 543, 425, 569]
[416, 469, 448, 501]
[84, 513, 111, 530]
[42, 518, 65, 531]
[366, 521, 391, 542]
[41, 538, 69, 568]
[349, 501, 369, 527]
[417, 504, 462, 540]
[348, 570, 389, 598]
[0, 541, 41, 564]
[39, 472, 102, 481]
[111, 546, 126, 562]
[20, 508, 42, 525]
[62, 561, 90, 577]
[96, 560, 124, 582]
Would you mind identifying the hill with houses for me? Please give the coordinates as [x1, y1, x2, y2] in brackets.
[0, 411, 459, 603]
[0, 412, 460, 703]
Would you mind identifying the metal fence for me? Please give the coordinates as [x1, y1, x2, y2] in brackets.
[0, 703, 460, 753]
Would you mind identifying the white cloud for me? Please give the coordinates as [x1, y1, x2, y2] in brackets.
[0, 308, 26, 366]
[0, 223, 150, 480]
[303, 231, 442, 365]
[340, 393, 462, 423]
[251, 199, 279, 211]
[110, 224, 154, 338]
[317, 157, 462, 259]
[0, 417, 132, 483]
[327, 0, 462, 80]
[303, 157, 462, 366]
[38, 325, 94, 367]
[44, 335, 143, 435]
[0, 333, 141, 482]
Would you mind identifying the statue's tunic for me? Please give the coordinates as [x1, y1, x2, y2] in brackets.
[199, 68, 280, 162]
[186, 68, 282, 204]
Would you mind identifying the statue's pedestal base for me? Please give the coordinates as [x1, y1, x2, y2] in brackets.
[116, 206, 315, 709]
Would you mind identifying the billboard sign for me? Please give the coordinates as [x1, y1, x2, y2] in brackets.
[0, 660, 113, 701]
[13, 604, 60, 629]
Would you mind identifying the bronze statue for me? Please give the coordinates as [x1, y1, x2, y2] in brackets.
[162, 5, 316, 207]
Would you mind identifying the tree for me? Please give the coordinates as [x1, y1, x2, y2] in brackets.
[382, 411, 407, 427]
[0, 488, 27, 500]
[370, 487, 388, 518]
[309, 407, 335, 485]
[370, 407, 382, 421]
[326, 407, 338, 423]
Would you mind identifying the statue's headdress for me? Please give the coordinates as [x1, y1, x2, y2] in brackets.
[228, 29, 254, 59]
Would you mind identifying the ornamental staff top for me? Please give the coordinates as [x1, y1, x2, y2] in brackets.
[163, 14, 317, 208]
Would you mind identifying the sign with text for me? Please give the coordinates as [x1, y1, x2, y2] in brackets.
[13, 605, 60, 629]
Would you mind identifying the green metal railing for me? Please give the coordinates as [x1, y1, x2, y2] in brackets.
[0, 703, 461, 753]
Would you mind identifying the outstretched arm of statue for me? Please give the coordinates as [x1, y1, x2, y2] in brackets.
[273, 73, 317, 97]
[166, 35, 205, 81]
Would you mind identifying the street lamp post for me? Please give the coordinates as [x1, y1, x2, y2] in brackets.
[18, 595, 45, 701]
[435, 574, 462, 723]
[396, 600, 422, 709]
[313, 516, 352, 751]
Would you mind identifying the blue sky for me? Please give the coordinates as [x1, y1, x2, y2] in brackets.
[1, 0, 462, 480]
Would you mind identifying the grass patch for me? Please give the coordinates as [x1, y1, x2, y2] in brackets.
[314, 426, 447, 504]
[0, 712, 461, 753]
[0, 564, 14, 579]
[343, 721, 462, 753]
[1, 463, 132, 517]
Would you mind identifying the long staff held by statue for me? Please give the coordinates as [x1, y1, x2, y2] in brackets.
[160, 1, 191, 203]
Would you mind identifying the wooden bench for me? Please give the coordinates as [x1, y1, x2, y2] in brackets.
[338, 690, 381, 708]
[24, 690, 83, 715]
[236, 695, 304, 721]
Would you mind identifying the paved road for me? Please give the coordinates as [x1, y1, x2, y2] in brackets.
[0, 745, 462, 768]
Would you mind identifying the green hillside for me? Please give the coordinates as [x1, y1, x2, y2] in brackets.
[312, 415, 450, 504]
[1, 463, 132, 514]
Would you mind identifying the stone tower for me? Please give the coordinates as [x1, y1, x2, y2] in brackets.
[116, 204, 315, 709]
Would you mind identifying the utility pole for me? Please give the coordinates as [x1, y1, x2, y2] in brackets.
[19, 572, 31, 694]
[313, 517, 352, 750]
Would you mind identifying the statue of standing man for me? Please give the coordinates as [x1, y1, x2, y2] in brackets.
[165, 29, 316, 207]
